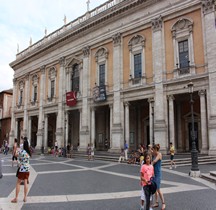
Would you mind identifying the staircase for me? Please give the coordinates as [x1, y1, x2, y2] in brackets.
[70, 151, 216, 167]
[201, 171, 216, 184]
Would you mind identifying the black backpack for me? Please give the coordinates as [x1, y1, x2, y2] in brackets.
[149, 177, 157, 195]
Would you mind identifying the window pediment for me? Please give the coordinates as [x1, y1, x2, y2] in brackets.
[48, 67, 57, 79]
[95, 47, 109, 62]
[128, 35, 145, 51]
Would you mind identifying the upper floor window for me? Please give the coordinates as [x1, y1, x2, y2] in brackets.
[33, 86, 37, 102]
[95, 47, 108, 87]
[51, 80, 55, 99]
[48, 67, 57, 101]
[179, 40, 189, 69]
[99, 64, 105, 86]
[171, 17, 195, 77]
[31, 74, 39, 104]
[134, 53, 142, 78]
[71, 64, 79, 92]
[128, 35, 146, 85]
[19, 90, 23, 105]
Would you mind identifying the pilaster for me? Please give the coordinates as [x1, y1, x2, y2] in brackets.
[151, 16, 167, 152]
[202, 0, 216, 155]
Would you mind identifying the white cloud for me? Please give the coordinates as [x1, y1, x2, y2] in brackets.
[0, 0, 106, 91]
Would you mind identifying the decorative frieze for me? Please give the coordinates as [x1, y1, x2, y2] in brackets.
[201, 0, 215, 14]
[112, 33, 121, 46]
[151, 16, 163, 32]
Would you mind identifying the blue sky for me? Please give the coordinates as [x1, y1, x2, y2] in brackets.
[0, 0, 106, 92]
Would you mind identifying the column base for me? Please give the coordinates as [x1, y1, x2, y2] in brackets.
[208, 149, 216, 155]
[189, 170, 201, 178]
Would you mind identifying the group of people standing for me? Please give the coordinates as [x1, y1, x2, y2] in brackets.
[140, 144, 166, 210]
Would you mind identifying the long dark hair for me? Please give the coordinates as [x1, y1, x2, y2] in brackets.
[23, 137, 31, 157]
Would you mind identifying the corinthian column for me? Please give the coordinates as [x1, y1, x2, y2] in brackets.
[202, 0, 216, 155]
[9, 78, 17, 146]
[37, 65, 46, 149]
[23, 73, 30, 137]
[199, 90, 208, 154]
[56, 57, 65, 146]
[79, 46, 90, 150]
[151, 16, 167, 152]
[111, 33, 123, 151]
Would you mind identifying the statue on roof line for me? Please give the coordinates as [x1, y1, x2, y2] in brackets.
[87, 0, 90, 12]
[17, 44, 19, 53]
[44, 27, 47, 37]
[63, 15, 67, 25]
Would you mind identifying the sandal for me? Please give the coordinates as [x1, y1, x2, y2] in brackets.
[11, 198, 17, 203]
[23, 198, 27, 202]
[152, 202, 159, 208]
[161, 203, 166, 210]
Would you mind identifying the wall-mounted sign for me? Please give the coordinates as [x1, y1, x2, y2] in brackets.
[66, 91, 77, 106]
[93, 85, 106, 102]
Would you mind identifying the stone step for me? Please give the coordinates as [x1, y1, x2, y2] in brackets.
[201, 173, 216, 184]
[210, 171, 216, 177]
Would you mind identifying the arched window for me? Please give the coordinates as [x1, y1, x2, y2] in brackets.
[171, 17, 195, 77]
[128, 35, 146, 85]
[48, 67, 57, 102]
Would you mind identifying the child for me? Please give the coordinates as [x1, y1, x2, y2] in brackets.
[140, 152, 154, 210]
[169, 142, 176, 169]
[90, 144, 95, 161]
[118, 148, 125, 163]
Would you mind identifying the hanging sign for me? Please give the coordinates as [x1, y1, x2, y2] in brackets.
[66, 91, 77, 106]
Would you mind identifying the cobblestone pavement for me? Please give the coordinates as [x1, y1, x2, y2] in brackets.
[0, 153, 216, 210]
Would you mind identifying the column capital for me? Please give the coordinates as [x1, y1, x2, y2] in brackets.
[82, 46, 90, 57]
[198, 89, 206, 96]
[13, 78, 17, 85]
[167, 95, 175, 101]
[148, 98, 155, 104]
[40, 65, 46, 74]
[124, 101, 130, 107]
[202, 0, 215, 15]
[112, 33, 121, 47]
[151, 15, 163, 32]
[25, 73, 30, 81]
[59, 57, 65, 67]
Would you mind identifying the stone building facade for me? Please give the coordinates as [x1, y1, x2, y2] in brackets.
[0, 89, 12, 147]
[9, 0, 216, 154]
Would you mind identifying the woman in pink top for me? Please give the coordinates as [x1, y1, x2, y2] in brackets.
[140, 153, 154, 210]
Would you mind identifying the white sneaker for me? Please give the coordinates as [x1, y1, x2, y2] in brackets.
[169, 166, 172, 169]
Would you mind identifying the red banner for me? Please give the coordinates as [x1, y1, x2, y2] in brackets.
[66, 91, 77, 106]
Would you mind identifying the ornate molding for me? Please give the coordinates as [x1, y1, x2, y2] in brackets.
[151, 16, 163, 32]
[201, 0, 215, 14]
[198, 89, 206, 96]
[171, 17, 194, 38]
[82, 46, 90, 57]
[48, 67, 57, 79]
[95, 47, 109, 62]
[25, 73, 30, 81]
[128, 34, 145, 51]
[40, 65, 46, 74]
[167, 95, 175, 101]
[59, 57, 65, 67]
[112, 33, 121, 46]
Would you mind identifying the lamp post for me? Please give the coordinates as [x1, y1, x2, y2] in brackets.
[187, 82, 200, 177]
[41, 120, 45, 155]
[151, 100, 155, 146]
[64, 118, 67, 157]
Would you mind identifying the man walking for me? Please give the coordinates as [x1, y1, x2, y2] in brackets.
[169, 142, 176, 169]
[124, 141, 129, 161]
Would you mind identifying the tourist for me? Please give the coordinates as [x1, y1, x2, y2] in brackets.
[118, 148, 125, 163]
[169, 142, 176, 169]
[124, 140, 129, 161]
[152, 144, 166, 210]
[11, 138, 31, 203]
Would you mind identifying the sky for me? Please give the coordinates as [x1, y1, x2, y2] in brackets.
[0, 0, 107, 92]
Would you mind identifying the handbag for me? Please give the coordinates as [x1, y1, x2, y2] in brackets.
[16, 167, 20, 177]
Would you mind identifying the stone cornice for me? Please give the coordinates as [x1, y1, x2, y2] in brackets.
[10, 0, 162, 70]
